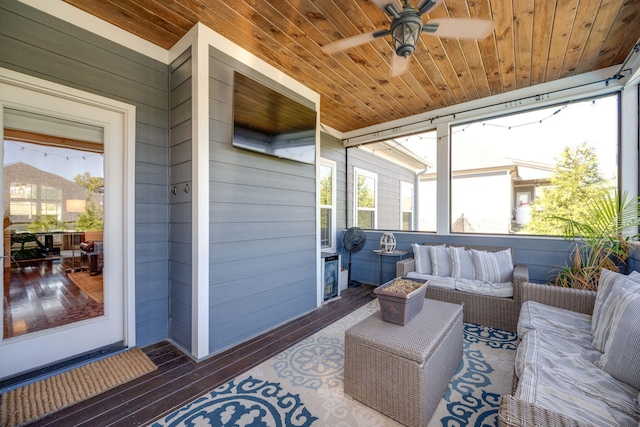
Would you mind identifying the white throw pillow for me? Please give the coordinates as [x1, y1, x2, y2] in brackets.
[471, 248, 513, 283]
[449, 246, 474, 280]
[591, 269, 640, 334]
[592, 276, 640, 351]
[429, 245, 451, 277]
[412, 243, 432, 275]
[600, 289, 640, 389]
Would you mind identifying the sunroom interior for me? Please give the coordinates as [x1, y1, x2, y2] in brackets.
[1, 0, 640, 425]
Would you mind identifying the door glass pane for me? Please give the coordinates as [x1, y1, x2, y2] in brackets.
[357, 175, 375, 208]
[357, 210, 374, 229]
[3, 116, 104, 339]
[320, 164, 332, 206]
[320, 208, 331, 247]
[402, 212, 412, 230]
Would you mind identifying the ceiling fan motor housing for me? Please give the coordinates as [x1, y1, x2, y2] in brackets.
[390, 5, 423, 58]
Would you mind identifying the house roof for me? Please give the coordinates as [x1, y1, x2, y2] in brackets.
[61, 0, 640, 134]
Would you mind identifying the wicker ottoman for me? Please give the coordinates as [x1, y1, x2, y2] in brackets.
[344, 299, 463, 427]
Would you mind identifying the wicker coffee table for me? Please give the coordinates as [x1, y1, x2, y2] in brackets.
[344, 299, 463, 427]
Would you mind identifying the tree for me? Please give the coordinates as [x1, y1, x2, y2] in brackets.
[74, 172, 104, 194]
[73, 172, 104, 230]
[27, 215, 64, 233]
[75, 201, 103, 231]
[523, 142, 614, 235]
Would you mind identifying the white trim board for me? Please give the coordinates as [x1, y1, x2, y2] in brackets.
[17, 0, 168, 64]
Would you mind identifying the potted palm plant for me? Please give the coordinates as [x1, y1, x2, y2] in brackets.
[551, 191, 640, 290]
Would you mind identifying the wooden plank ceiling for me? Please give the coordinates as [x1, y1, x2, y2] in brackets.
[63, 0, 640, 134]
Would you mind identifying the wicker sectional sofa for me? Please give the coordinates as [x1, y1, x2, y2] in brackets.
[396, 243, 529, 332]
[499, 272, 640, 426]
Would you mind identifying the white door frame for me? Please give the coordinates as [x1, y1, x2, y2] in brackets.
[0, 68, 136, 379]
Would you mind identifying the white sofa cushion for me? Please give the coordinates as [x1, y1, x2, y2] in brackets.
[517, 301, 593, 347]
[515, 330, 640, 426]
[405, 272, 456, 290]
[455, 278, 513, 298]
[600, 290, 640, 390]
[471, 248, 513, 283]
[412, 243, 432, 275]
[429, 245, 451, 277]
[449, 246, 475, 280]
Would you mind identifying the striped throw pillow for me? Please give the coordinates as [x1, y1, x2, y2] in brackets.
[412, 243, 432, 275]
[429, 245, 451, 277]
[592, 277, 640, 351]
[471, 249, 513, 283]
[449, 246, 474, 280]
[600, 290, 640, 389]
[592, 269, 640, 334]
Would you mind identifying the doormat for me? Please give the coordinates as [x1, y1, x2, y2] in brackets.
[0, 347, 157, 427]
[67, 271, 104, 303]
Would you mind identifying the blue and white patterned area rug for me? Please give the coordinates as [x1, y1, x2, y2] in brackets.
[150, 300, 517, 427]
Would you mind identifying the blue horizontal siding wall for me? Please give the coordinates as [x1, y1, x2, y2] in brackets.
[347, 231, 576, 285]
[0, 0, 170, 346]
[207, 47, 317, 353]
[168, 48, 193, 351]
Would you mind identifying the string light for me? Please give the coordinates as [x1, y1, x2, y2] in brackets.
[4, 140, 102, 160]
[392, 105, 570, 148]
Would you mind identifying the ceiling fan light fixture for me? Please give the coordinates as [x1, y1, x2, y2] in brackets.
[391, 15, 422, 57]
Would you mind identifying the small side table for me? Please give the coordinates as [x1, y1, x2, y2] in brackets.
[373, 249, 408, 285]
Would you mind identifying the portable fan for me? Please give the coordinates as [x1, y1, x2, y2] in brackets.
[343, 227, 367, 286]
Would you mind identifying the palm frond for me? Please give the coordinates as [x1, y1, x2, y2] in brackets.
[549, 191, 639, 290]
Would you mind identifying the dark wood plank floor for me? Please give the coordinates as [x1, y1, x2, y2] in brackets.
[28, 284, 376, 426]
[3, 260, 103, 338]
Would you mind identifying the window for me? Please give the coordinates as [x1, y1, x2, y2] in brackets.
[41, 186, 62, 200]
[354, 168, 377, 229]
[450, 94, 619, 235]
[41, 202, 61, 217]
[11, 183, 36, 199]
[10, 201, 36, 217]
[400, 181, 413, 230]
[320, 159, 336, 249]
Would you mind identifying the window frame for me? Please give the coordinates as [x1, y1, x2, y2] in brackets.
[447, 92, 622, 236]
[354, 167, 378, 229]
[319, 158, 337, 251]
[400, 181, 414, 231]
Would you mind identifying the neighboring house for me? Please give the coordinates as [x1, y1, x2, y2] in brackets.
[418, 141, 553, 234]
[3, 162, 102, 230]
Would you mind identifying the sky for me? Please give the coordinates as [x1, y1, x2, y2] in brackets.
[400, 94, 619, 179]
[4, 140, 104, 181]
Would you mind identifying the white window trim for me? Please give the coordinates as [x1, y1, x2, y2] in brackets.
[343, 68, 638, 238]
[443, 92, 628, 236]
[400, 181, 414, 230]
[319, 158, 337, 251]
[354, 167, 378, 229]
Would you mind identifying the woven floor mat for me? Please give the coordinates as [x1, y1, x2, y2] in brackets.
[1, 347, 156, 427]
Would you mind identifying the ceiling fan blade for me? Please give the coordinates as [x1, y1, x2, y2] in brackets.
[416, 0, 444, 15]
[321, 30, 379, 55]
[423, 18, 496, 40]
[370, 0, 403, 14]
[390, 54, 411, 77]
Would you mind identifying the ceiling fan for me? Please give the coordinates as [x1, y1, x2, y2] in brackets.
[321, 0, 496, 77]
